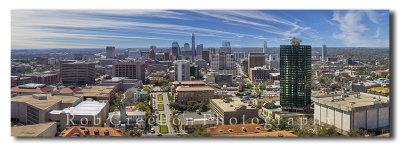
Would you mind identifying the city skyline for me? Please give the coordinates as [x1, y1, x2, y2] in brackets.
[12, 10, 389, 49]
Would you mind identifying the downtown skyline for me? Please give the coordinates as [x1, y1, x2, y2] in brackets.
[11, 10, 389, 49]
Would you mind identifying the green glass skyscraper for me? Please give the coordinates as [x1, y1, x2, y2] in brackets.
[280, 38, 312, 111]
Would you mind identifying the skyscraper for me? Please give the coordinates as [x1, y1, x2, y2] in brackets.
[184, 43, 190, 51]
[222, 41, 231, 47]
[174, 60, 190, 81]
[196, 44, 203, 58]
[149, 45, 156, 60]
[322, 44, 327, 62]
[248, 53, 266, 73]
[106, 46, 116, 59]
[192, 33, 196, 57]
[280, 38, 311, 111]
[172, 41, 180, 60]
[263, 41, 267, 55]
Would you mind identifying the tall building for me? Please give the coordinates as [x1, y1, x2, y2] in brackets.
[202, 50, 210, 63]
[321, 44, 327, 62]
[219, 46, 231, 54]
[208, 48, 216, 54]
[248, 53, 266, 73]
[184, 43, 190, 51]
[280, 38, 312, 111]
[172, 41, 181, 60]
[234, 52, 245, 61]
[149, 45, 156, 60]
[191, 33, 196, 57]
[60, 61, 95, 85]
[112, 61, 146, 82]
[196, 44, 203, 58]
[263, 41, 267, 55]
[210, 50, 235, 70]
[174, 60, 190, 81]
[269, 54, 280, 69]
[222, 41, 230, 47]
[106, 46, 116, 59]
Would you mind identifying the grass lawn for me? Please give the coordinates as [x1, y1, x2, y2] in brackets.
[158, 104, 164, 111]
[159, 125, 169, 134]
[158, 114, 166, 121]
[157, 94, 163, 101]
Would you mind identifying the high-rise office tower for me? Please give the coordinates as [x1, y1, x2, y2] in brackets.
[263, 41, 267, 55]
[174, 60, 190, 81]
[222, 41, 231, 47]
[196, 44, 203, 58]
[192, 33, 196, 57]
[321, 44, 327, 62]
[280, 38, 311, 111]
[112, 61, 146, 82]
[60, 60, 95, 85]
[171, 41, 180, 60]
[184, 43, 190, 51]
[106, 46, 116, 59]
[248, 53, 266, 73]
[149, 45, 156, 60]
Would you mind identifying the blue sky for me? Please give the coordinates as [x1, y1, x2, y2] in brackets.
[11, 10, 389, 49]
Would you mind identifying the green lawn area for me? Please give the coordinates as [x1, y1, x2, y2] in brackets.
[157, 94, 163, 101]
[158, 114, 166, 121]
[159, 125, 169, 134]
[158, 104, 164, 111]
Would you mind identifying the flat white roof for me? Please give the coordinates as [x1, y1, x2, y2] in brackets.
[49, 100, 107, 115]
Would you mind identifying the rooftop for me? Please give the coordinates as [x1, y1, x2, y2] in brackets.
[60, 126, 124, 137]
[172, 80, 206, 85]
[11, 122, 57, 137]
[230, 130, 297, 137]
[176, 86, 215, 92]
[178, 112, 218, 125]
[211, 97, 257, 112]
[75, 86, 115, 98]
[49, 99, 107, 115]
[207, 124, 267, 135]
[255, 97, 280, 102]
[11, 83, 53, 93]
[11, 94, 80, 110]
[312, 92, 389, 112]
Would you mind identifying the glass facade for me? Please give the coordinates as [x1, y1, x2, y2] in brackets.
[280, 44, 312, 110]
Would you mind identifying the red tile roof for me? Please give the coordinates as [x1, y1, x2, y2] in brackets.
[231, 130, 298, 137]
[172, 81, 206, 85]
[176, 86, 215, 92]
[125, 106, 137, 111]
[61, 126, 124, 137]
[59, 87, 82, 94]
[207, 124, 267, 135]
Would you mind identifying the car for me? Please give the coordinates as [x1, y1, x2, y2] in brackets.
[157, 134, 163, 136]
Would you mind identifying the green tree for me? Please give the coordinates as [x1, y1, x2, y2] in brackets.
[124, 129, 142, 136]
[142, 86, 152, 93]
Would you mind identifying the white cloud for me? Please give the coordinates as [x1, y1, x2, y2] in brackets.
[331, 10, 388, 47]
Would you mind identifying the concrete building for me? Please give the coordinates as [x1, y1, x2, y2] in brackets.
[106, 46, 116, 59]
[215, 74, 233, 86]
[24, 72, 59, 85]
[49, 99, 109, 130]
[234, 52, 245, 61]
[124, 87, 149, 102]
[60, 61, 96, 85]
[210, 97, 259, 124]
[11, 76, 32, 87]
[249, 67, 270, 82]
[75, 85, 116, 101]
[112, 61, 145, 83]
[11, 83, 54, 95]
[36, 57, 49, 65]
[195, 59, 208, 70]
[11, 122, 58, 137]
[202, 50, 210, 63]
[248, 52, 266, 73]
[210, 53, 235, 70]
[100, 77, 143, 92]
[174, 60, 191, 81]
[268, 54, 280, 69]
[351, 82, 381, 92]
[196, 44, 203, 58]
[322, 44, 327, 62]
[178, 112, 218, 134]
[312, 92, 389, 134]
[11, 94, 81, 124]
[184, 43, 190, 51]
[175, 86, 215, 106]
[107, 107, 146, 129]
[99, 59, 118, 66]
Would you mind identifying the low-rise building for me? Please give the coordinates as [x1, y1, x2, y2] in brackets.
[11, 122, 58, 137]
[11, 83, 54, 95]
[124, 87, 149, 102]
[249, 67, 270, 82]
[175, 86, 215, 106]
[210, 97, 259, 124]
[11, 76, 32, 87]
[312, 92, 389, 134]
[178, 112, 219, 134]
[49, 99, 109, 130]
[231, 130, 297, 137]
[60, 126, 124, 137]
[252, 97, 280, 108]
[100, 77, 143, 92]
[11, 94, 81, 124]
[75, 86, 116, 101]
[215, 74, 233, 86]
